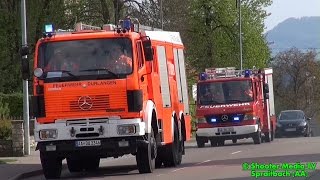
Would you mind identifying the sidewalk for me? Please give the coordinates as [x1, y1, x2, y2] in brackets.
[0, 148, 44, 180]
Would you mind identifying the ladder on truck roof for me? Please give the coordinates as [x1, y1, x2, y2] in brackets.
[199, 67, 262, 80]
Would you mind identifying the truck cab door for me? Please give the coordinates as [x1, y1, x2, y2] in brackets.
[136, 41, 150, 101]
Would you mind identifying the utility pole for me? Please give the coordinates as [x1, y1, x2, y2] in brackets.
[21, 0, 30, 155]
[237, 0, 243, 70]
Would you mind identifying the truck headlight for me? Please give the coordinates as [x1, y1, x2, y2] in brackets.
[39, 129, 58, 140]
[243, 113, 258, 121]
[117, 125, 136, 135]
[197, 117, 207, 123]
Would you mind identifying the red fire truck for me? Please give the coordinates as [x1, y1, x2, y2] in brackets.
[193, 67, 276, 147]
[20, 17, 191, 179]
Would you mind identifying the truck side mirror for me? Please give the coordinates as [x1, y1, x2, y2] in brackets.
[142, 36, 153, 61]
[21, 56, 30, 80]
[264, 83, 269, 93]
[192, 84, 197, 101]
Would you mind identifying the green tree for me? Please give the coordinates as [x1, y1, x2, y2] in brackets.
[187, 0, 272, 72]
[272, 48, 320, 117]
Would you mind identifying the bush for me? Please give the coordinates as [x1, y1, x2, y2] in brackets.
[0, 119, 12, 140]
[0, 97, 10, 119]
[0, 93, 23, 119]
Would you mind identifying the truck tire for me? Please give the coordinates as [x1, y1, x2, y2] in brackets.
[210, 139, 217, 147]
[136, 128, 156, 173]
[253, 125, 262, 144]
[232, 138, 237, 144]
[217, 139, 225, 146]
[40, 151, 62, 179]
[163, 123, 182, 167]
[196, 135, 205, 148]
[67, 156, 83, 172]
[264, 131, 271, 142]
[155, 148, 164, 168]
[84, 156, 100, 171]
[271, 127, 274, 141]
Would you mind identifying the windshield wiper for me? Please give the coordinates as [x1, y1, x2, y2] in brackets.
[200, 100, 224, 105]
[45, 70, 77, 78]
[80, 68, 118, 78]
[227, 99, 243, 103]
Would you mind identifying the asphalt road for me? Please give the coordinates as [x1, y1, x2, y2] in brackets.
[25, 135, 320, 180]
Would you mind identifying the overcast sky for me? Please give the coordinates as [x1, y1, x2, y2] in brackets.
[264, 0, 320, 31]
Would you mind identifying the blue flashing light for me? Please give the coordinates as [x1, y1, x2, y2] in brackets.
[233, 117, 240, 121]
[210, 118, 217, 123]
[244, 69, 251, 77]
[199, 72, 207, 80]
[45, 24, 54, 33]
[123, 19, 131, 30]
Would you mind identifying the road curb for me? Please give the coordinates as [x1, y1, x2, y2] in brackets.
[9, 164, 68, 180]
[9, 169, 43, 180]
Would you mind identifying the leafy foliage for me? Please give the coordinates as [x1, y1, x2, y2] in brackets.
[271, 48, 320, 117]
[0, 0, 274, 128]
[0, 119, 12, 140]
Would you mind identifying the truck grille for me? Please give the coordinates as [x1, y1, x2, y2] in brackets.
[70, 95, 110, 112]
[45, 92, 127, 116]
[205, 114, 245, 123]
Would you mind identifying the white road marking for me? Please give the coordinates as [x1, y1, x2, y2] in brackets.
[196, 159, 211, 165]
[231, 151, 241, 155]
[172, 167, 186, 172]
[157, 174, 165, 176]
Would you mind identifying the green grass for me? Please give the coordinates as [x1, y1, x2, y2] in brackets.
[0, 159, 17, 164]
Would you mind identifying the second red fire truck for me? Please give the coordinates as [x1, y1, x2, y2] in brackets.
[193, 67, 276, 147]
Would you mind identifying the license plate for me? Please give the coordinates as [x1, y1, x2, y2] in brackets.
[218, 127, 234, 133]
[75, 140, 101, 147]
[285, 128, 296, 132]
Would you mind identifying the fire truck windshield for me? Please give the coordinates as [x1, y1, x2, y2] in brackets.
[198, 80, 253, 105]
[37, 38, 133, 82]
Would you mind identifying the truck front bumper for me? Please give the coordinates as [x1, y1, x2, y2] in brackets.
[196, 124, 258, 138]
[34, 117, 147, 157]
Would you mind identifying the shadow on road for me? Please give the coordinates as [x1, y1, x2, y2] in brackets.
[179, 153, 320, 168]
[185, 139, 263, 149]
[211, 169, 320, 180]
[60, 165, 139, 179]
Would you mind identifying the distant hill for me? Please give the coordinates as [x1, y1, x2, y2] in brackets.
[265, 16, 320, 56]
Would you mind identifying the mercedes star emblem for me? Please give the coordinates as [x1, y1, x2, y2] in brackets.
[221, 115, 228, 121]
[78, 96, 93, 110]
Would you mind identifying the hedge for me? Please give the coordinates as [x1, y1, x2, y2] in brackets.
[0, 93, 23, 119]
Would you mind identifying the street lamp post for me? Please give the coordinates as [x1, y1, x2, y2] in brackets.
[237, 0, 243, 70]
[21, 0, 30, 155]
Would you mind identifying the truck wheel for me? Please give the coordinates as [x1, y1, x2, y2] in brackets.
[84, 156, 100, 171]
[232, 138, 237, 144]
[264, 131, 271, 143]
[196, 135, 205, 148]
[40, 151, 62, 179]
[217, 139, 225, 146]
[67, 156, 83, 172]
[136, 128, 156, 173]
[210, 139, 217, 147]
[155, 148, 163, 168]
[253, 126, 262, 144]
[163, 123, 182, 167]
